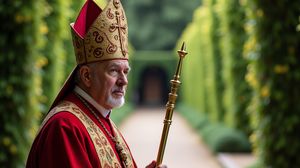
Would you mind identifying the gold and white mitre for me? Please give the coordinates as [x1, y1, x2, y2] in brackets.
[70, 0, 129, 64]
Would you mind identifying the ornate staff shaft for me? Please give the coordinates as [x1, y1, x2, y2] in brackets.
[156, 42, 188, 166]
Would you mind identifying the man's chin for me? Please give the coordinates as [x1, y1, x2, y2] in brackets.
[108, 97, 125, 108]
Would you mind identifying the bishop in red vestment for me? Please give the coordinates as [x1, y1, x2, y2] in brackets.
[26, 87, 136, 168]
[26, 0, 165, 167]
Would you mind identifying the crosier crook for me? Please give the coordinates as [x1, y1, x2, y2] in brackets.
[156, 42, 188, 167]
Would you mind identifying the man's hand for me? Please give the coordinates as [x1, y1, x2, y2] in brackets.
[146, 160, 167, 168]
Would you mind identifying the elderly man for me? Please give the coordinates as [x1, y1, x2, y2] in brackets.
[26, 0, 166, 167]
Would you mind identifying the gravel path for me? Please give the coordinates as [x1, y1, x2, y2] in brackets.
[119, 107, 221, 168]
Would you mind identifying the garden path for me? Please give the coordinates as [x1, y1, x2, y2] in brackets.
[119, 107, 221, 168]
[120, 107, 256, 168]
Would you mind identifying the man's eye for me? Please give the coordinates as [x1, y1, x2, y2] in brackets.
[124, 70, 129, 76]
[109, 69, 118, 74]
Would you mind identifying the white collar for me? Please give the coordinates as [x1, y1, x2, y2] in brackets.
[74, 86, 111, 118]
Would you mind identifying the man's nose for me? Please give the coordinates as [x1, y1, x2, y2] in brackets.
[117, 73, 128, 86]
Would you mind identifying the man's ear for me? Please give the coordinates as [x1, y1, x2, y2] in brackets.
[79, 65, 92, 87]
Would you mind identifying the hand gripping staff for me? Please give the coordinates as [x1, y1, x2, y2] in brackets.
[156, 42, 188, 167]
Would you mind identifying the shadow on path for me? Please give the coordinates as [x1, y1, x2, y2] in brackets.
[120, 107, 221, 168]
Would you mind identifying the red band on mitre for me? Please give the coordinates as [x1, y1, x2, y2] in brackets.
[73, 0, 102, 38]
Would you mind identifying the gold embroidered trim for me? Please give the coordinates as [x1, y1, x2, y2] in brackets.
[40, 101, 134, 168]
[110, 120, 135, 167]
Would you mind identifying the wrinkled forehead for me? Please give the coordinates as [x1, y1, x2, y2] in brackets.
[91, 59, 130, 70]
[105, 60, 130, 68]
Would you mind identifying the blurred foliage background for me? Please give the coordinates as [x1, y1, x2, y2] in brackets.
[123, 0, 200, 50]
[178, 0, 300, 167]
[0, 0, 300, 167]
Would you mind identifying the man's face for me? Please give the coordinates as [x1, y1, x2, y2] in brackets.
[89, 60, 130, 109]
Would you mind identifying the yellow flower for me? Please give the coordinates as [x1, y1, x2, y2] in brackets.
[40, 24, 49, 35]
[35, 57, 48, 68]
[261, 85, 270, 98]
[246, 72, 258, 88]
[15, 14, 25, 23]
[256, 9, 264, 18]
[15, 13, 32, 23]
[9, 144, 17, 154]
[2, 137, 11, 146]
[243, 37, 257, 56]
[40, 95, 48, 103]
[6, 85, 13, 95]
[274, 65, 289, 74]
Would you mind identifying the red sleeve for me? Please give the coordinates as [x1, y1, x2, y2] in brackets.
[26, 112, 100, 168]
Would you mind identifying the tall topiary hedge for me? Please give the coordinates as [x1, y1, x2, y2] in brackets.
[203, 0, 224, 122]
[177, 6, 208, 114]
[245, 0, 300, 167]
[218, 0, 251, 135]
[0, 1, 46, 167]
[63, 0, 84, 78]
[123, 0, 200, 50]
[41, 0, 72, 113]
[178, 0, 225, 122]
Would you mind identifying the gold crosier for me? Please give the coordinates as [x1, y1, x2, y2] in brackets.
[156, 42, 188, 166]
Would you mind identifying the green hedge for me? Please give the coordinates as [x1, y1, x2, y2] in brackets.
[178, 0, 300, 166]
[177, 104, 251, 153]
[0, 0, 133, 167]
[244, 0, 300, 167]
[122, 0, 200, 50]
[217, 0, 251, 135]
[177, 0, 225, 123]
[41, 0, 72, 114]
[63, 0, 84, 78]
[201, 124, 251, 153]
[176, 0, 253, 155]
[205, 0, 224, 122]
[177, 104, 209, 130]
[177, 6, 208, 114]
[0, 1, 46, 167]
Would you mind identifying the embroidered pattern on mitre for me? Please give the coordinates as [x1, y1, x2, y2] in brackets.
[70, 0, 128, 65]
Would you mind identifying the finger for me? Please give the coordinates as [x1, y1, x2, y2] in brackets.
[157, 165, 167, 168]
[145, 160, 156, 168]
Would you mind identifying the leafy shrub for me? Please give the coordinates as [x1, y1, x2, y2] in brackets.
[245, 0, 300, 167]
[201, 124, 251, 153]
[177, 104, 209, 130]
[217, 0, 251, 136]
[0, 1, 45, 167]
[177, 104, 251, 153]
